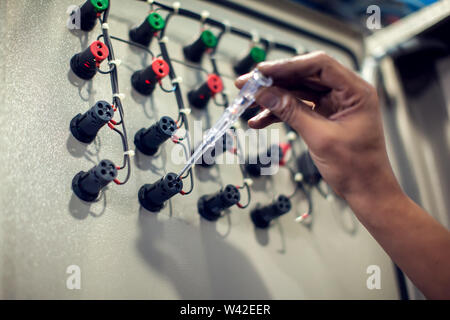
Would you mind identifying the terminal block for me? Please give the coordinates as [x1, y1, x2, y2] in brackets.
[134, 116, 177, 156]
[198, 185, 241, 221]
[129, 12, 165, 47]
[245, 145, 283, 177]
[234, 46, 266, 76]
[250, 195, 292, 229]
[70, 40, 109, 80]
[131, 58, 170, 96]
[72, 159, 117, 202]
[79, 0, 109, 31]
[188, 74, 223, 109]
[183, 30, 217, 63]
[70, 100, 114, 144]
[138, 173, 183, 212]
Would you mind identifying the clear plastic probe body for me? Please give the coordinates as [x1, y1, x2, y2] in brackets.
[177, 69, 273, 178]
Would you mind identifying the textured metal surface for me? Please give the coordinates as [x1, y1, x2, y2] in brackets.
[0, 0, 398, 299]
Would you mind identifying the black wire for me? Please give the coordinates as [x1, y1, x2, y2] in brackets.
[315, 183, 329, 199]
[178, 141, 194, 195]
[237, 183, 251, 209]
[159, 80, 177, 93]
[167, 57, 210, 76]
[230, 127, 252, 209]
[110, 35, 155, 59]
[98, 4, 131, 185]
[155, 12, 195, 194]
[97, 63, 116, 74]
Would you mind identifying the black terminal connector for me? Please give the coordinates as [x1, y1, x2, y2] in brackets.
[198, 185, 241, 221]
[70, 100, 114, 144]
[70, 40, 109, 80]
[297, 151, 321, 185]
[183, 30, 217, 63]
[129, 12, 165, 47]
[131, 58, 170, 96]
[198, 132, 233, 167]
[134, 116, 177, 156]
[188, 74, 223, 109]
[250, 195, 292, 229]
[138, 173, 183, 212]
[245, 145, 283, 177]
[72, 159, 117, 202]
[79, 0, 109, 31]
[233, 46, 267, 76]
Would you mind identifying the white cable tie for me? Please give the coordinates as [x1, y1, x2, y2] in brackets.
[124, 150, 135, 157]
[243, 178, 254, 187]
[265, 34, 275, 49]
[101, 23, 109, 30]
[294, 173, 303, 182]
[109, 59, 121, 67]
[147, 0, 155, 4]
[171, 76, 183, 84]
[251, 30, 260, 44]
[287, 131, 297, 141]
[179, 108, 191, 115]
[66, 5, 80, 30]
[113, 93, 126, 100]
[172, 1, 181, 14]
[222, 19, 231, 33]
[296, 45, 307, 55]
[159, 36, 169, 44]
[200, 10, 210, 23]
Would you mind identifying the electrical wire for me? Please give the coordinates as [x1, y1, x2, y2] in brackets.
[97, 4, 131, 185]
[237, 183, 251, 209]
[155, 11, 195, 193]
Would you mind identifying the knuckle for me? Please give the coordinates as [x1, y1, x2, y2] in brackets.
[277, 95, 298, 123]
[314, 51, 332, 63]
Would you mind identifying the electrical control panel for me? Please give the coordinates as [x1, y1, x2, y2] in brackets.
[0, 0, 400, 299]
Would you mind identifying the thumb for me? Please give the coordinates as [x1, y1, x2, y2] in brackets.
[254, 86, 327, 141]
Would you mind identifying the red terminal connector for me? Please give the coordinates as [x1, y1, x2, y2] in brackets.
[151, 58, 170, 80]
[70, 40, 109, 80]
[207, 74, 223, 95]
[131, 58, 170, 96]
[89, 40, 109, 67]
[188, 74, 224, 109]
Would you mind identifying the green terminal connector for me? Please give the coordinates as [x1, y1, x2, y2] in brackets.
[250, 46, 266, 63]
[200, 30, 218, 48]
[147, 12, 165, 31]
[90, 0, 109, 12]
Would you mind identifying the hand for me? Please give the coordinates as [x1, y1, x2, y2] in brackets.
[235, 52, 450, 299]
[235, 52, 403, 212]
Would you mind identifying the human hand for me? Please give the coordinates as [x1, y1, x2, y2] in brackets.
[235, 52, 403, 212]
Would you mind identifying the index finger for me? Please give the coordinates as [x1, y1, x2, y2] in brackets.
[235, 51, 353, 91]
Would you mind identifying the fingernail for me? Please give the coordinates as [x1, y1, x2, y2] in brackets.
[259, 92, 280, 110]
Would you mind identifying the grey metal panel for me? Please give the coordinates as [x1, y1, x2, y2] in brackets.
[0, 0, 398, 299]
